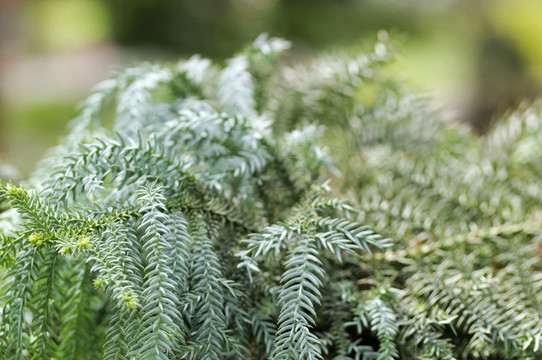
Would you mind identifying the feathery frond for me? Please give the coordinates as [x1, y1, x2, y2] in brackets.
[1, 33, 542, 360]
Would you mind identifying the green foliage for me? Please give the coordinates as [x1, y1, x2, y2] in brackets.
[272, 35, 542, 359]
[1, 33, 542, 360]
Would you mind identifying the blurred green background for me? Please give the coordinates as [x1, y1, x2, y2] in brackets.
[1, 0, 542, 177]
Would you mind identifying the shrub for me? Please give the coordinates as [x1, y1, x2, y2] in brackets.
[1, 34, 542, 360]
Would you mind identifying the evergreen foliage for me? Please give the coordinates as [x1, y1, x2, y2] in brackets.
[1, 33, 542, 359]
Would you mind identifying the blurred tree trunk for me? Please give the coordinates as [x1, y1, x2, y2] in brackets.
[463, 0, 539, 133]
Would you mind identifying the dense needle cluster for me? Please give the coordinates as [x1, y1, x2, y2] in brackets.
[1, 33, 542, 360]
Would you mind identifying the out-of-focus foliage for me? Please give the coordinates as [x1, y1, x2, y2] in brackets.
[272, 35, 542, 359]
[26, 0, 110, 52]
[2, 33, 542, 360]
[0, 161, 19, 182]
[3, 0, 542, 173]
